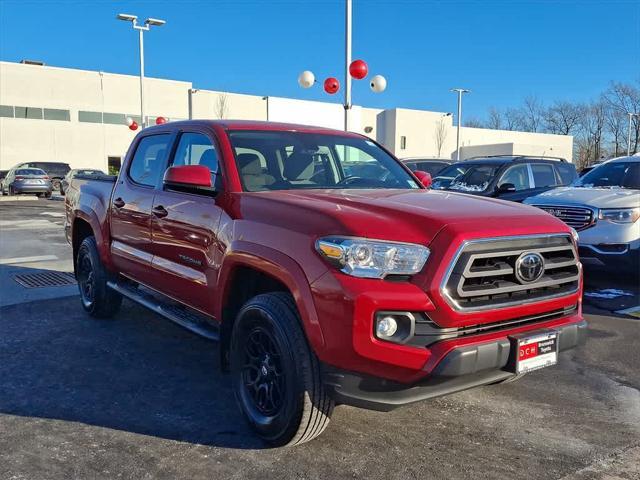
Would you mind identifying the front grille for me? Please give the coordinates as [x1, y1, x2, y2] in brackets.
[531, 204, 595, 231]
[442, 234, 580, 311]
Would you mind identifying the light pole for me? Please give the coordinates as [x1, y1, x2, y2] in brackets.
[627, 112, 639, 156]
[117, 14, 166, 129]
[344, 0, 352, 131]
[450, 88, 470, 161]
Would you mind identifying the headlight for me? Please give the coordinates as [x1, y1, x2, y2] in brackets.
[598, 208, 640, 224]
[316, 236, 430, 279]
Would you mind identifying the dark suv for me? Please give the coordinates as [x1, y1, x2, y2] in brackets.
[14, 161, 71, 192]
[431, 155, 578, 202]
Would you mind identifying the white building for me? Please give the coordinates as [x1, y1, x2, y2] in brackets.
[0, 61, 573, 172]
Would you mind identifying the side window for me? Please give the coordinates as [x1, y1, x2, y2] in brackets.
[172, 132, 218, 175]
[531, 163, 558, 188]
[556, 163, 578, 185]
[499, 164, 531, 191]
[129, 134, 171, 187]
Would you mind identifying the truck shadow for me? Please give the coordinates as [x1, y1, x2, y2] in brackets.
[0, 294, 265, 449]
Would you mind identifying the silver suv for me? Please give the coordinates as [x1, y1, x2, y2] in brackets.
[524, 156, 639, 274]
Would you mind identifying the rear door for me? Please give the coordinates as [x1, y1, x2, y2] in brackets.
[149, 130, 224, 315]
[529, 162, 562, 198]
[110, 133, 173, 286]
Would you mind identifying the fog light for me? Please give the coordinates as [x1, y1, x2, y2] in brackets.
[376, 316, 398, 338]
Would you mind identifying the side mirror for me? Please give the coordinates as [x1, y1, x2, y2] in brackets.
[414, 170, 432, 189]
[163, 165, 214, 194]
[497, 182, 516, 194]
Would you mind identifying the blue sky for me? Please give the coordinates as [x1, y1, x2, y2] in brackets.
[1, 0, 638, 119]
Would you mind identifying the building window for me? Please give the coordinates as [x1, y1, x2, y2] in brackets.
[128, 115, 142, 124]
[0, 105, 14, 117]
[43, 108, 70, 121]
[15, 106, 43, 119]
[103, 112, 126, 125]
[78, 111, 103, 123]
[400, 136, 407, 150]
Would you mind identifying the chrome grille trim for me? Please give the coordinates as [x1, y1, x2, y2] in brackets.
[531, 204, 596, 231]
[441, 234, 580, 312]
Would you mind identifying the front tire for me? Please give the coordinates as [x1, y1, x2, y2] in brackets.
[51, 178, 61, 192]
[76, 236, 122, 318]
[230, 292, 334, 446]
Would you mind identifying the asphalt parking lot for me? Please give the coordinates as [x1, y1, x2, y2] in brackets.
[0, 198, 639, 480]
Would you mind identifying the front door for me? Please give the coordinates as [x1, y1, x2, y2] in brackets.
[150, 131, 224, 315]
[110, 133, 172, 286]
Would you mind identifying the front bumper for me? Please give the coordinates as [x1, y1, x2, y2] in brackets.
[324, 319, 587, 411]
[579, 238, 640, 272]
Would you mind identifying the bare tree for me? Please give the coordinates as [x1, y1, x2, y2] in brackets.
[503, 108, 523, 131]
[575, 101, 607, 167]
[486, 107, 502, 129]
[603, 81, 640, 154]
[464, 117, 485, 128]
[521, 96, 545, 132]
[214, 93, 229, 119]
[433, 118, 448, 157]
[605, 105, 627, 156]
[545, 101, 581, 135]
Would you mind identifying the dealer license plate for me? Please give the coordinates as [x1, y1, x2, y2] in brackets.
[514, 331, 558, 374]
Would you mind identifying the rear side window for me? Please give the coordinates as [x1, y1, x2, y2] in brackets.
[172, 132, 218, 174]
[555, 163, 578, 185]
[129, 134, 171, 187]
[499, 164, 531, 191]
[531, 163, 558, 188]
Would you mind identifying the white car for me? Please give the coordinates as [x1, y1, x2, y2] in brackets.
[524, 156, 640, 275]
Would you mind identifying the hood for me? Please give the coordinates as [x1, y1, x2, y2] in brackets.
[524, 186, 640, 209]
[237, 189, 569, 246]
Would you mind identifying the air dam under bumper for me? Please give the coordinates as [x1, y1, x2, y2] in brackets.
[323, 319, 587, 411]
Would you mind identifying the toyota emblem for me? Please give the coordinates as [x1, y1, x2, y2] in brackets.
[515, 252, 545, 284]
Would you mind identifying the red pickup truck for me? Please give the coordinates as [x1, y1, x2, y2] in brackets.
[65, 120, 586, 446]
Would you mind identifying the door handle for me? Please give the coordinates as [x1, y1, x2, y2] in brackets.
[113, 197, 125, 208]
[152, 205, 168, 218]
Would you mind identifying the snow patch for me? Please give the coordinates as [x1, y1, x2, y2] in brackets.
[584, 289, 635, 299]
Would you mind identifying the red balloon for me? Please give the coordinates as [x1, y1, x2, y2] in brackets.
[323, 77, 340, 94]
[349, 59, 368, 80]
[128, 121, 138, 131]
[155, 116, 167, 125]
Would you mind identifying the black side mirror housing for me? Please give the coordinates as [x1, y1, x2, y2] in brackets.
[497, 183, 517, 194]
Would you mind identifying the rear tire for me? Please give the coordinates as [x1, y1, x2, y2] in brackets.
[230, 292, 334, 446]
[9, 185, 15, 196]
[76, 236, 122, 318]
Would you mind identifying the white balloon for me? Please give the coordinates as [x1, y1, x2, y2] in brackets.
[370, 74, 387, 93]
[125, 116, 134, 126]
[298, 70, 315, 89]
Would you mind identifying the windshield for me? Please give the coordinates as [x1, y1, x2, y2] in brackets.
[573, 162, 640, 190]
[227, 131, 419, 192]
[16, 169, 46, 176]
[433, 163, 499, 192]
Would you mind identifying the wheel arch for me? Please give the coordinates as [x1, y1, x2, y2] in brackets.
[217, 241, 326, 370]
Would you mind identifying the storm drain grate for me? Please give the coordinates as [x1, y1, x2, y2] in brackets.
[13, 271, 76, 288]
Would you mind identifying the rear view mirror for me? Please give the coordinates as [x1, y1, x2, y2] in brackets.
[497, 182, 516, 194]
[414, 170, 432, 189]
[163, 165, 215, 195]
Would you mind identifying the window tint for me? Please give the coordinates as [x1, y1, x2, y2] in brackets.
[417, 161, 447, 176]
[0, 105, 13, 117]
[556, 163, 578, 185]
[531, 163, 558, 188]
[103, 112, 126, 125]
[499, 164, 531, 191]
[129, 134, 171, 187]
[172, 133, 218, 175]
[43, 108, 70, 121]
[78, 111, 103, 123]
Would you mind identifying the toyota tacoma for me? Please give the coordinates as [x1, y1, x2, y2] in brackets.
[65, 120, 586, 446]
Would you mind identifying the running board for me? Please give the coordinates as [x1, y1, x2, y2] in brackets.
[107, 280, 220, 341]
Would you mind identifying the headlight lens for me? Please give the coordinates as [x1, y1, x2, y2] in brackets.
[316, 236, 430, 278]
[598, 208, 640, 224]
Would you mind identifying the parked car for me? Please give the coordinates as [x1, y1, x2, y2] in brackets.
[60, 169, 106, 195]
[525, 156, 639, 275]
[0, 170, 8, 192]
[65, 120, 585, 446]
[1, 167, 53, 197]
[431, 155, 578, 202]
[13, 161, 71, 193]
[401, 157, 452, 177]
